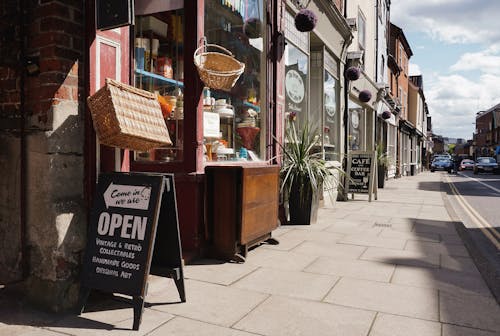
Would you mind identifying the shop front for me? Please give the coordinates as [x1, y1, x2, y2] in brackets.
[86, 0, 282, 261]
[281, 1, 350, 205]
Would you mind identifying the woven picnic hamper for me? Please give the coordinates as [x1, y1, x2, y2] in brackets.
[193, 43, 245, 91]
[87, 78, 172, 151]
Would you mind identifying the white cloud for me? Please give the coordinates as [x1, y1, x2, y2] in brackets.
[425, 74, 500, 139]
[450, 47, 500, 74]
[391, 0, 500, 45]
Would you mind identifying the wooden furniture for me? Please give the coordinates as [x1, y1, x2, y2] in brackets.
[205, 164, 280, 261]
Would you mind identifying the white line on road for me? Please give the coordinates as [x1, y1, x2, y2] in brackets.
[445, 174, 500, 249]
[457, 172, 500, 194]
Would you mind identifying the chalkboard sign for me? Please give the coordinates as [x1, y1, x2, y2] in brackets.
[345, 151, 378, 202]
[79, 172, 185, 330]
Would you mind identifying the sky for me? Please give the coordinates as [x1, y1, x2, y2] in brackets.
[391, 0, 500, 140]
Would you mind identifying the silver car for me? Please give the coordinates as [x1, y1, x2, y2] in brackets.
[473, 157, 499, 174]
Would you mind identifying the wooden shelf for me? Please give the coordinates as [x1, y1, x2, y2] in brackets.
[135, 69, 184, 88]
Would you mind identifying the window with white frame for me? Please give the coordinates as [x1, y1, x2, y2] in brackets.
[358, 10, 366, 50]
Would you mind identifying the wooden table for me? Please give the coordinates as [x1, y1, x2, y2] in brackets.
[205, 164, 280, 261]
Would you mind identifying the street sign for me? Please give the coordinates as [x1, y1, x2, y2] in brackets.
[79, 172, 185, 330]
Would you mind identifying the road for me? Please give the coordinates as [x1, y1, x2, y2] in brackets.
[442, 170, 500, 301]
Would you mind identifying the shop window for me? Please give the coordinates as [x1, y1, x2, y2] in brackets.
[324, 70, 338, 160]
[133, 3, 185, 162]
[323, 50, 339, 161]
[285, 43, 309, 130]
[348, 105, 364, 151]
[203, 0, 266, 161]
[284, 10, 309, 131]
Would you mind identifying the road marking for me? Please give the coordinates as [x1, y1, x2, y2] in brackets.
[457, 172, 500, 194]
[445, 174, 500, 250]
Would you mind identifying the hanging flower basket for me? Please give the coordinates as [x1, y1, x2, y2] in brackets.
[381, 110, 391, 120]
[359, 90, 372, 103]
[346, 66, 361, 81]
[294, 9, 317, 32]
[193, 42, 245, 92]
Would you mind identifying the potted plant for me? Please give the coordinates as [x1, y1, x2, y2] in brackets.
[277, 120, 343, 225]
[376, 144, 391, 188]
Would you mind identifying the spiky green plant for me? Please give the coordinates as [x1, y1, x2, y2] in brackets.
[276, 121, 344, 206]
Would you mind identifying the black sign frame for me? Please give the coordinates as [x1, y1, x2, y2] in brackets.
[345, 150, 378, 202]
[78, 172, 185, 330]
[96, 0, 134, 31]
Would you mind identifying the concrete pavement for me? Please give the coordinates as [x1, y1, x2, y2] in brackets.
[1, 171, 499, 335]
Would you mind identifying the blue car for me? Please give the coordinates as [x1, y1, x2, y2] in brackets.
[430, 158, 452, 173]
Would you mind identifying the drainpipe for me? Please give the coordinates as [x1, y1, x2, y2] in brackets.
[20, 0, 28, 280]
[342, 0, 351, 200]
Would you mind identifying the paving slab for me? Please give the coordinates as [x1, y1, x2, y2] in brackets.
[391, 265, 492, 297]
[245, 248, 317, 272]
[259, 236, 304, 251]
[324, 223, 382, 236]
[146, 279, 268, 327]
[47, 307, 173, 336]
[304, 256, 395, 282]
[368, 313, 441, 336]
[2, 327, 68, 336]
[148, 316, 258, 336]
[360, 246, 440, 268]
[378, 228, 440, 242]
[440, 255, 482, 275]
[338, 234, 407, 250]
[404, 240, 470, 257]
[183, 259, 258, 286]
[324, 277, 439, 321]
[278, 229, 344, 244]
[291, 240, 366, 260]
[231, 267, 338, 301]
[439, 290, 500, 332]
[234, 295, 375, 336]
[442, 324, 500, 336]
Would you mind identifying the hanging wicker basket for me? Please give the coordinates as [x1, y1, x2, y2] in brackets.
[193, 43, 245, 92]
[87, 78, 172, 152]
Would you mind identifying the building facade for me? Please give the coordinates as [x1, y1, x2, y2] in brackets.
[0, 0, 354, 311]
[388, 22, 413, 177]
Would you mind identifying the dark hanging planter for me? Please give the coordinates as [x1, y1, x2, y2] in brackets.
[345, 66, 361, 81]
[381, 110, 391, 120]
[294, 9, 317, 32]
[243, 18, 262, 39]
[359, 90, 372, 103]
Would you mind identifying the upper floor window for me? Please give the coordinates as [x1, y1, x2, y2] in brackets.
[399, 44, 403, 68]
[358, 11, 366, 50]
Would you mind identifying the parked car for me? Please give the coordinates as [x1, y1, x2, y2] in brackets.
[430, 157, 452, 173]
[459, 159, 475, 171]
[473, 157, 499, 174]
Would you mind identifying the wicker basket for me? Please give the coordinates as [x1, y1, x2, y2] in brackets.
[87, 78, 172, 152]
[194, 43, 245, 91]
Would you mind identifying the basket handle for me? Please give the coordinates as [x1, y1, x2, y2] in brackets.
[194, 43, 235, 58]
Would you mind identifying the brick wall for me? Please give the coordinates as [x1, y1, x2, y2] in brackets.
[0, 0, 23, 284]
[0, 0, 87, 312]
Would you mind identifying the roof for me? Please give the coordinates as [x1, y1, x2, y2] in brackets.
[390, 23, 413, 57]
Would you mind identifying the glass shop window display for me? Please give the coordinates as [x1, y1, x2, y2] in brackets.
[284, 10, 309, 131]
[133, 4, 185, 162]
[203, 0, 266, 162]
